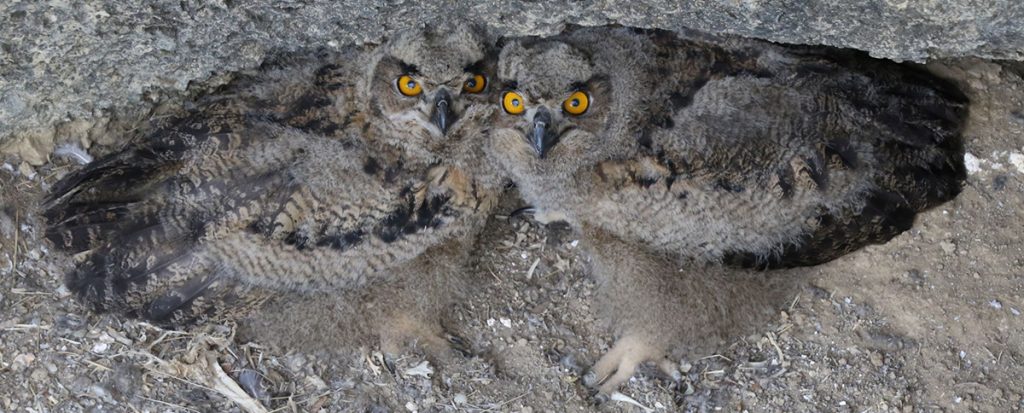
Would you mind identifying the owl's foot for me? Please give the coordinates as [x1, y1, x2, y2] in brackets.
[584, 334, 680, 395]
[378, 314, 472, 369]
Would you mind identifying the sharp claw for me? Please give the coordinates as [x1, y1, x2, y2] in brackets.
[582, 370, 601, 388]
[673, 381, 695, 406]
[446, 333, 474, 358]
[382, 353, 398, 376]
[508, 206, 536, 217]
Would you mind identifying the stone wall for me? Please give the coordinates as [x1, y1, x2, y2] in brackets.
[2, 0, 1022, 163]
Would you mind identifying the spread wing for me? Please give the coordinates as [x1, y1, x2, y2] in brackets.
[44, 112, 490, 325]
[587, 39, 966, 267]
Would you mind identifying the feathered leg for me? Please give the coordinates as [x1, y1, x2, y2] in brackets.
[237, 231, 484, 365]
[582, 226, 796, 394]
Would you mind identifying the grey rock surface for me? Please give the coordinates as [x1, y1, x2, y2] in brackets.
[2, 0, 1023, 162]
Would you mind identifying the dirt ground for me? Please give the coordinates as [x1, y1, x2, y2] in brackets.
[0, 58, 1022, 413]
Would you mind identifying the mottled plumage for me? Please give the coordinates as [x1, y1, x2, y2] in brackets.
[487, 27, 966, 392]
[43, 24, 503, 335]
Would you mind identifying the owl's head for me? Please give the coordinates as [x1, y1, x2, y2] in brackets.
[485, 33, 646, 204]
[367, 23, 498, 163]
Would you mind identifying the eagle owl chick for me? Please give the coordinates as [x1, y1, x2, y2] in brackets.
[487, 27, 966, 392]
[43, 21, 503, 347]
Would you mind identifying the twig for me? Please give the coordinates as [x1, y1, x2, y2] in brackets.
[4, 324, 52, 331]
[479, 392, 529, 412]
[205, 352, 269, 413]
[766, 332, 785, 365]
[525, 258, 541, 280]
[12, 208, 18, 273]
[141, 366, 221, 394]
[486, 267, 501, 282]
[58, 337, 83, 346]
[609, 392, 653, 413]
[84, 359, 113, 372]
[147, 329, 191, 350]
[9, 288, 54, 296]
[697, 354, 733, 362]
[788, 293, 801, 312]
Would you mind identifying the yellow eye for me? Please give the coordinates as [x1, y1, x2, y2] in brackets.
[463, 74, 487, 94]
[563, 91, 590, 115]
[396, 75, 422, 96]
[502, 91, 525, 115]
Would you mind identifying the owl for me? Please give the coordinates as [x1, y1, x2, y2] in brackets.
[42, 19, 503, 354]
[486, 27, 966, 392]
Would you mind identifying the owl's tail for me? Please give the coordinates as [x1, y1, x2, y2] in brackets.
[65, 230, 267, 325]
[43, 126, 290, 325]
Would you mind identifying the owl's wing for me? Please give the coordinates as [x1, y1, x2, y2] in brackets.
[44, 114, 491, 325]
[588, 41, 966, 267]
[720, 45, 967, 267]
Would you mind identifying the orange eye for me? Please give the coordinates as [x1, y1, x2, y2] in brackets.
[563, 91, 590, 115]
[502, 91, 526, 115]
[463, 74, 487, 94]
[396, 75, 422, 96]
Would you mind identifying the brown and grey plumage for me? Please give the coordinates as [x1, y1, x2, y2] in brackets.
[43, 24, 503, 329]
[490, 27, 966, 266]
[239, 231, 482, 363]
[486, 27, 966, 391]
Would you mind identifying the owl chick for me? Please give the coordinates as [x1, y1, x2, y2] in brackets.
[486, 27, 966, 392]
[43, 21, 503, 344]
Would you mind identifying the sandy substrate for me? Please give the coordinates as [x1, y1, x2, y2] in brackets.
[0, 59, 1021, 412]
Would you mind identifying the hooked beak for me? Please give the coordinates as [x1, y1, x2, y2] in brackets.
[531, 107, 555, 158]
[431, 89, 454, 135]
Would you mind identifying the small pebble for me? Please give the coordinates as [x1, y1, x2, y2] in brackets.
[869, 352, 884, 367]
[939, 241, 956, 254]
[17, 162, 36, 179]
[91, 342, 109, 354]
[12, 353, 35, 371]
[30, 367, 48, 382]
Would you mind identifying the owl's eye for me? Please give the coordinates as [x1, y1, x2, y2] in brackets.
[396, 75, 422, 97]
[562, 91, 590, 116]
[463, 74, 487, 94]
[502, 91, 526, 115]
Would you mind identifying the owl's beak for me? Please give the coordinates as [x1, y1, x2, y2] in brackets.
[431, 90, 454, 135]
[531, 107, 556, 158]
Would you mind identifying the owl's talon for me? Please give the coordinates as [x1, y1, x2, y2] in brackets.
[446, 333, 474, 358]
[587, 334, 665, 394]
[382, 353, 398, 376]
[509, 206, 536, 218]
[590, 390, 611, 405]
